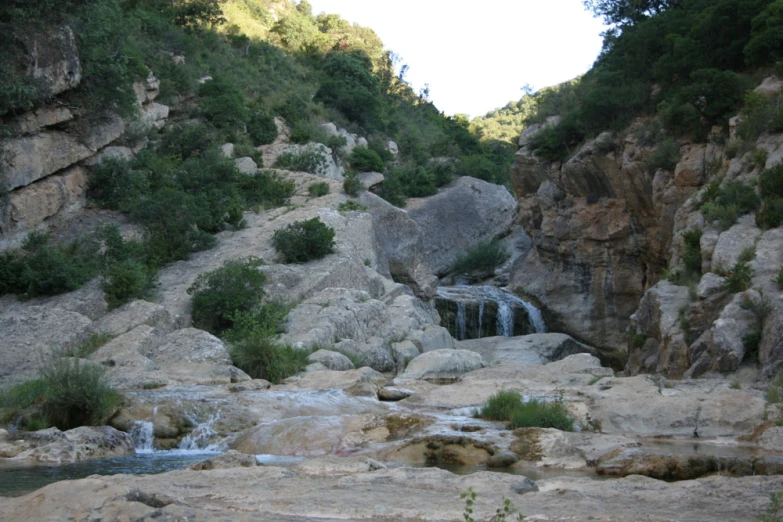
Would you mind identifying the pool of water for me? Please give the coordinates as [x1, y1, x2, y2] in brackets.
[0, 450, 218, 498]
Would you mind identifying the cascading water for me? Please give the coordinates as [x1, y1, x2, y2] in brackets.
[130, 421, 154, 454]
[178, 414, 225, 453]
[435, 285, 546, 340]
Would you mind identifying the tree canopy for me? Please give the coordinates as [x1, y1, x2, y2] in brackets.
[584, 0, 681, 26]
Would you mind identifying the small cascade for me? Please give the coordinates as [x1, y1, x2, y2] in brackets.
[435, 285, 546, 341]
[130, 421, 155, 454]
[178, 414, 225, 453]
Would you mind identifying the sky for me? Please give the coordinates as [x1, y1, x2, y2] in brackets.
[306, 0, 608, 118]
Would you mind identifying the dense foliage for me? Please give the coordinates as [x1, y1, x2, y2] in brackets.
[478, 390, 574, 431]
[272, 217, 335, 263]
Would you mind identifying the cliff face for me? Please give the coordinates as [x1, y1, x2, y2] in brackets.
[509, 124, 700, 363]
[0, 26, 168, 250]
[508, 83, 783, 374]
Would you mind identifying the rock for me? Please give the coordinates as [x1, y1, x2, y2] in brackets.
[305, 362, 329, 372]
[16, 26, 82, 97]
[283, 366, 387, 392]
[307, 349, 355, 371]
[755, 76, 783, 97]
[84, 146, 134, 166]
[487, 451, 520, 468]
[407, 325, 455, 352]
[234, 156, 258, 174]
[391, 340, 420, 371]
[711, 292, 759, 372]
[378, 387, 413, 401]
[406, 176, 517, 276]
[13, 106, 74, 135]
[3, 166, 87, 237]
[459, 333, 599, 366]
[150, 328, 249, 385]
[315, 123, 366, 155]
[91, 300, 176, 337]
[626, 281, 692, 377]
[292, 455, 385, 475]
[0, 304, 93, 384]
[220, 143, 235, 158]
[758, 426, 783, 452]
[91, 325, 169, 390]
[132, 71, 160, 104]
[190, 450, 257, 470]
[138, 102, 169, 130]
[711, 215, 761, 270]
[697, 272, 727, 300]
[673, 144, 704, 187]
[11, 426, 134, 464]
[358, 191, 438, 299]
[395, 349, 487, 383]
[278, 143, 343, 180]
[279, 288, 441, 372]
[596, 447, 751, 480]
[386, 140, 398, 156]
[358, 171, 384, 189]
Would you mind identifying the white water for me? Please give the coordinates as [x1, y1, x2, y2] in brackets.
[130, 421, 155, 454]
[435, 285, 546, 338]
[178, 414, 226, 453]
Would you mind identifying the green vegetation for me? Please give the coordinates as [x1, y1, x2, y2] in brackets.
[646, 137, 680, 172]
[0, 358, 121, 431]
[187, 257, 266, 334]
[61, 333, 115, 359]
[701, 181, 760, 231]
[477, 390, 574, 431]
[759, 492, 783, 522]
[461, 487, 525, 522]
[721, 247, 756, 293]
[338, 200, 368, 212]
[496, 0, 782, 163]
[348, 147, 385, 172]
[272, 217, 335, 263]
[681, 229, 703, 277]
[308, 181, 330, 197]
[758, 165, 783, 229]
[342, 172, 361, 196]
[450, 240, 509, 276]
[274, 148, 327, 174]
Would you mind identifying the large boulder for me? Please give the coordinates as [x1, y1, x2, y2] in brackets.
[279, 288, 442, 373]
[457, 333, 598, 366]
[359, 191, 438, 299]
[395, 349, 487, 383]
[626, 281, 691, 377]
[10, 426, 134, 464]
[406, 176, 517, 276]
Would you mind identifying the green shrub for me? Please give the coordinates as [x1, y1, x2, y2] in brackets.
[101, 259, 156, 309]
[0, 232, 101, 298]
[682, 229, 703, 275]
[646, 137, 680, 172]
[451, 240, 509, 276]
[87, 158, 150, 211]
[273, 149, 327, 174]
[0, 358, 122, 431]
[777, 266, 783, 290]
[239, 171, 296, 208]
[272, 217, 335, 263]
[722, 259, 754, 293]
[247, 111, 278, 145]
[758, 166, 783, 228]
[229, 336, 310, 384]
[198, 78, 248, 130]
[701, 181, 760, 230]
[338, 200, 368, 212]
[702, 202, 740, 231]
[457, 155, 508, 185]
[508, 399, 574, 431]
[342, 171, 362, 196]
[477, 390, 574, 431]
[187, 257, 267, 334]
[308, 181, 330, 197]
[478, 390, 523, 421]
[761, 165, 783, 199]
[349, 147, 385, 172]
[758, 491, 783, 522]
[744, 329, 762, 362]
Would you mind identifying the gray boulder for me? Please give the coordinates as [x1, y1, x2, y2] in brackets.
[395, 349, 487, 383]
[457, 333, 598, 366]
[406, 177, 517, 276]
[307, 349, 356, 371]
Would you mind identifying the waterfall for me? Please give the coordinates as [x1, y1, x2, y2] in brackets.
[178, 414, 225, 452]
[130, 421, 155, 454]
[435, 285, 546, 340]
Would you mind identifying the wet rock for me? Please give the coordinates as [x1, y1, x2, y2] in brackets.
[378, 387, 413, 401]
[11, 426, 134, 464]
[190, 450, 257, 470]
[487, 451, 520, 468]
[596, 447, 753, 480]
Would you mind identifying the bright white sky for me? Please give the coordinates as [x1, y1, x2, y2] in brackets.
[307, 0, 607, 118]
